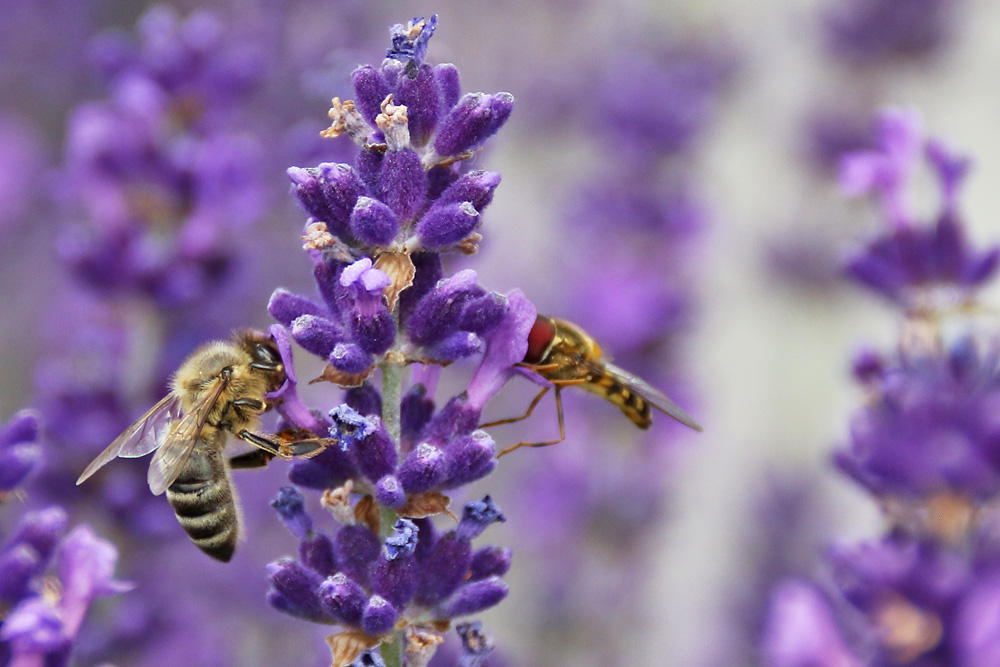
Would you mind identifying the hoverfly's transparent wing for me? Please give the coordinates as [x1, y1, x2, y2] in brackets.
[147, 378, 228, 495]
[602, 362, 703, 432]
[76, 394, 182, 486]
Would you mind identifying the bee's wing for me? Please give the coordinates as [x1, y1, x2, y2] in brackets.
[602, 362, 703, 432]
[76, 394, 182, 486]
[147, 377, 228, 496]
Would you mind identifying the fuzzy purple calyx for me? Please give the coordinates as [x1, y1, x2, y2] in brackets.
[469, 546, 512, 581]
[433, 92, 514, 158]
[333, 525, 380, 588]
[361, 595, 399, 636]
[271, 486, 313, 539]
[414, 533, 472, 607]
[441, 431, 496, 489]
[415, 201, 479, 249]
[435, 576, 508, 618]
[398, 442, 447, 494]
[318, 572, 367, 626]
[375, 475, 406, 509]
[350, 196, 400, 247]
[378, 149, 427, 222]
[290, 314, 347, 359]
[353, 419, 399, 483]
[266, 558, 330, 623]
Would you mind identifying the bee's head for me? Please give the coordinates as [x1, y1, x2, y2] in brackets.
[235, 329, 287, 393]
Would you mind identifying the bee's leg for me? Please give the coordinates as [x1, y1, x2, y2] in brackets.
[229, 450, 276, 469]
[236, 429, 331, 459]
[496, 386, 569, 458]
[479, 387, 550, 428]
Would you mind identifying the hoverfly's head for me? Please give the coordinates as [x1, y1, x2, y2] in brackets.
[237, 329, 287, 393]
[523, 314, 556, 365]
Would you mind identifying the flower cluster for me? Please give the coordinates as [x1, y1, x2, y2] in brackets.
[60, 5, 267, 305]
[267, 488, 509, 663]
[262, 17, 523, 664]
[0, 411, 130, 666]
[841, 110, 998, 311]
[762, 112, 1000, 666]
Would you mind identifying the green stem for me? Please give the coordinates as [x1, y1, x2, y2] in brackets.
[380, 633, 403, 667]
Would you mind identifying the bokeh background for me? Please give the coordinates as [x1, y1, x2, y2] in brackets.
[3, 0, 999, 665]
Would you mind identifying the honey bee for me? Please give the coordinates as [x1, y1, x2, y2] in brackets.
[488, 314, 702, 456]
[77, 329, 327, 562]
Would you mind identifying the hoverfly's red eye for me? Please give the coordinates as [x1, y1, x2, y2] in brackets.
[524, 315, 556, 364]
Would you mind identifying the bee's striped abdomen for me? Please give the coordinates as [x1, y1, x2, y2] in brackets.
[166, 445, 239, 562]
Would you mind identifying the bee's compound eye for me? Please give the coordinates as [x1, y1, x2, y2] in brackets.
[524, 315, 556, 364]
[254, 343, 279, 365]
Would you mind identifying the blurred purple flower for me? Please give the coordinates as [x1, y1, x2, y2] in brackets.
[823, 0, 955, 65]
[842, 109, 999, 309]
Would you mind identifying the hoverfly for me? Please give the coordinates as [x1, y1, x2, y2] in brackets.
[77, 329, 328, 561]
[486, 314, 702, 456]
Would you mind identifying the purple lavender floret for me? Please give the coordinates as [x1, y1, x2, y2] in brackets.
[386, 15, 438, 66]
[61, 8, 269, 306]
[841, 109, 999, 309]
[835, 339, 1000, 501]
[0, 410, 42, 492]
[823, 0, 954, 65]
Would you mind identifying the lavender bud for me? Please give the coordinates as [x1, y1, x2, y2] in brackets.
[398, 443, 447, 494]
[434, 64, 461, 109]
[361, 595, 399, 636]
[374, 475, 406, 509]
[435, 170, 501, 212]
[412, 518, 438, 564]
[268, 288, 328, 328]
[0, 545, 42, 605]
[318, 572, 367, 626]
[266, 558, 330, 623]
[406, 270, 481, 345]
[352, 65, 390, 125]
[350, 196, 400, 247]
[300, 532, 337, 577]
[354, 419, 399, 483]
[288, 446, 358, 490]
[427, 331, 483, 362]
[433, 92, 514, 158]
[415, 202, 480, 249]
[271, 486, 312, 539]
[414, 532, 473, 607]
[329, 342, 373, 374]
[378, 149, 426, 221]
[469, 546, 512, 581]
[334, 525, 381, 587]
[396, 64, 442, 146]
[6, 508, 68, 563]
[288, 164, 365, 240]
[345, 383, 383, 417]
[435, 577, 508, 618]
[372, 550, 418, 609]
[401, 384, 435, 447]
[441, 431, 496, 489]
[459, 292, 508, 335]
[290, 314, 346, 358]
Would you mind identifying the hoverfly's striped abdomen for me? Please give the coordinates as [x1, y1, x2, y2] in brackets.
[166, 445, 238, 562]
[581, 367, 653, 429]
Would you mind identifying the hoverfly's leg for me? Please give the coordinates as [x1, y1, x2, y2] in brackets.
[228, 449, 276, 469]
[479, 387, 550, 428]
[496, 386, 569, 458]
